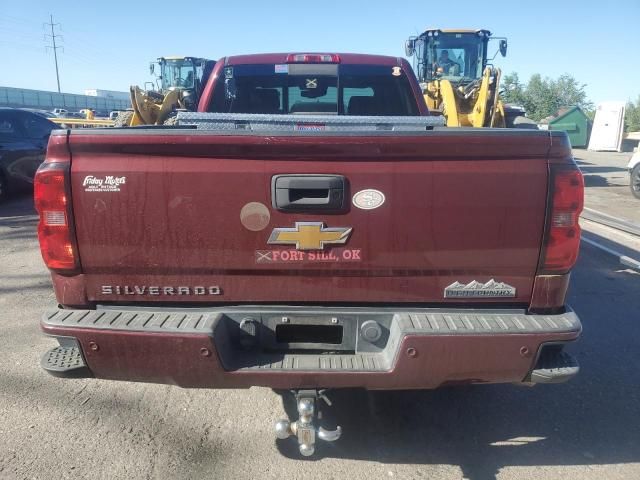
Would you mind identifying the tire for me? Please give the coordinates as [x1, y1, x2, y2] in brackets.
[506, 115, 539, 130]
[630, 165, 640, 200]
[113, 111, 134, 127]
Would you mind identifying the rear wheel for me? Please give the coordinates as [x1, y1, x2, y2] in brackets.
[630, 165, 640, 200]
[113, 111, 134, 127]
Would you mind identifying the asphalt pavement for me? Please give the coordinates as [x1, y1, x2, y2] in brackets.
[576, 149, 637, 224]
[1, 161, 639, 479]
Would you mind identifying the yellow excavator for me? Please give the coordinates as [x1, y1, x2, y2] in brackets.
[405, 29, 535, 128]
[114, 56, 216, 126]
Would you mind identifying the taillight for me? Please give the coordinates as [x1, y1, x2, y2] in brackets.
[540, 164, 584, 273]
[286, 53, 340, 63]
[34, 162, 79, 272]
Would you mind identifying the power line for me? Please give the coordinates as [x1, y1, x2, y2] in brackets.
[44, 14, 63, 93]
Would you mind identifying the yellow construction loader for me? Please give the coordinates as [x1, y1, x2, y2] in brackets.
[405, 29, 535, 128]
[114, 56, 216, 127]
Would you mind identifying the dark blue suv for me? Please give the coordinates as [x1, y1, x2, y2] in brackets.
[0, 108, 57, 201]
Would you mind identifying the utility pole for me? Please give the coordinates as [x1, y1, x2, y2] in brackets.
[44, 14, 63, 93]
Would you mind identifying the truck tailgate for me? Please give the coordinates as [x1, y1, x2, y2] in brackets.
[67, 129, 550, 305]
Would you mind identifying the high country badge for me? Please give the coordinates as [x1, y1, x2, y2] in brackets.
[444, 279, 516, 298]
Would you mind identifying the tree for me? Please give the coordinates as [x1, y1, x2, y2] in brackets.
[501, 73, 526, 106]
[501, 72, 593, 123]
[625, 97, 640, 132]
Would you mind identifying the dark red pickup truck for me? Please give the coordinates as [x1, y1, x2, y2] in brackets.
[35, 53, 583, 456]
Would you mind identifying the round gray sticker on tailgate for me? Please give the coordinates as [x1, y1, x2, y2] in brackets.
[352, 189, 385, 210]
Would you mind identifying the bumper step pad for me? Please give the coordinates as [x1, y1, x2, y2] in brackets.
[529, 349, 579, 384]
[42, 308, 581, 335]
[41, 344, 92, 378]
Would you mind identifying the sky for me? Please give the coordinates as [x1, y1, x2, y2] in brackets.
[1, 0, 638, 105]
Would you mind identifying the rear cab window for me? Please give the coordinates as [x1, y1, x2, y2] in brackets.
[208, 63, 419, 116]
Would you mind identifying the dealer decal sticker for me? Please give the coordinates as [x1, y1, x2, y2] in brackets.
[83, 175, 126, 192]
[294, 123, 326, 132]
[256, 248, 362, 263]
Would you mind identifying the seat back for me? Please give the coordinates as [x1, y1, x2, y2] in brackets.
[347, 96, 379, 115]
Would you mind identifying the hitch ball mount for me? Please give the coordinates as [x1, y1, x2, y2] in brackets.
[274, 389, 342, 456]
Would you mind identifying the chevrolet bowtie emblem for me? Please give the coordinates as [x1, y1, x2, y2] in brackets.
[267, 222, 352, 251]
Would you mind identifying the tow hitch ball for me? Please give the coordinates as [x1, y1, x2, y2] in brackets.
[274, 389, 342, 456]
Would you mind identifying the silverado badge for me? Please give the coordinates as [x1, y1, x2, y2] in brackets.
[268, 222, 352, 251]
[444, 279, 516, 298]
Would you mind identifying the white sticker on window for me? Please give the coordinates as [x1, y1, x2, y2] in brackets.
[275, 64, 289, 74]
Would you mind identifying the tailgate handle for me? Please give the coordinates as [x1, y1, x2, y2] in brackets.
[272, 175, 346, 212]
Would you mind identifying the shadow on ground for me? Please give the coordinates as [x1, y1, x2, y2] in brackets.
[0, 192, 36, 221]
[273, 240, 640, 479]
[582, 174, 613, 188]
[577, 165, 628, 175]
[0, 194, 39, 246]
[573, 159, 629, 189]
